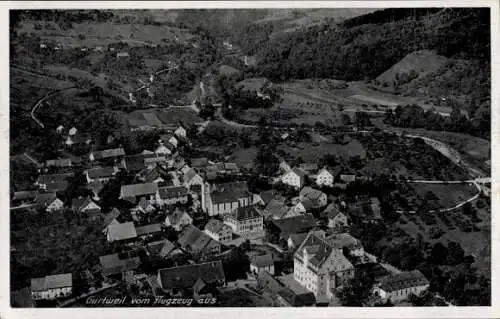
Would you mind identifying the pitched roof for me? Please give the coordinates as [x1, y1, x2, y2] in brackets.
[204, 219, 229, 233]
[257, 270, 283, 296]
[190, 157, 209, 168]
[378, 270, 429, 292]
[135, 223, 162, 237]
[147, 239, 175, 257]
[233, 206, 261, 221]
[289, 167, 307, 178]
[276, 274, 316, 306]
[272, 214, 316, 237]
[120, 183, 158, 198]
[103, 208, 121, 227]
[13, 190, 38, 201]
[288, 233, 309, 248]
[167, 210, 191, 225]
[178, 225, 218, 253]
[323, 203, 344, 219]
[264, 199, 289, 219]
[31, 273, 72, 291]
[35, 192, 59, 205]
[250, 254, 273, 268]
[259, 190, 279, 206]
[182, 168, 199, 183]
[107, 222, 137, 241]
[326, 233, 362, 250]
[72, 197, 98, 212]
[87, 167, 116, 179]
[157, 261, 225, 290]
[91, 148, 125, 160]
[45, 158, 72, 167]
[37, 173, 73, 184]
[45, 181, 69, 192]
[124, 153, 156, 171]
[159, 186, 188, 199]
[224, 162, 239, 172]
[210, 181, 251, 204]
[99, 253, 140, 277]
[300, 187, 325, 201]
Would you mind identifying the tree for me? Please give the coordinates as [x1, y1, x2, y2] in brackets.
[447, 242, 465, 265]
[429, 242, 448, 265]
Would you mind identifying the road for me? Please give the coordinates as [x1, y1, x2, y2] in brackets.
[30, 86, 76, 128]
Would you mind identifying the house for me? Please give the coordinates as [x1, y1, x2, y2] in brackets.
[35, 192, 64, 212]
[279, 160, 291, 173]
[45, 158, 72, 169]
[65, 134, 92, 147]
[102, 208, 121, 233]
[69, 127, 78, 136]
[160, 134, 179, 147]
[316, 167, 340, 187]
[123, 152, 157, 172]
[71, 197, 101, 217]
[182, 168, 204, 189]
[269, 214, 317, 243]
[263, 199, 292, 220]
[99, 253, 141, 278]
[119, 183, 159, 204]
[31, 273, 72, 300]
[155, 143, 174, 156]
[135, 197, 156, 214]
[299, 187, 327, 209]
[250, 254, 274, 275]
[116, 52, 130, 58]
[147, 239, 176, 258]
[106, 222, 137, 242]
[326, 232, 364, 257]
[204, 219, 232, 244]
[339, 172, 357, 183]
[157, 261, 225, 296]
[276, 274, 317, 307]
[165, 209, 193, 231]
[281, 167, 307, 189]
[324, 203, 349, 230]
[89, 148, 125, 162]
[174, 125, 187, 139]
[256, 190, 281, 207]
[12, 190, 38, 205]
[293, 231, 355, 303]
[135, 223, 162, 239]
[141, 165, 170, 184]
[36, 173, 73, 190]
[157, 186, 189, 206]
[221, 163, 239, 175]
[177, 225, 221, 260]
[201, 181, 254, 216]
[85, 167, 116, 184]
[280, 132, 290, 140]
[224, 206, 264, 237]
[287, 233, 309, 251]
[373, 270, 430, 303]
[287, 202, 307, 217]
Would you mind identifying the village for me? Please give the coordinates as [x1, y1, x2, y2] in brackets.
[11, 117, 433, 307]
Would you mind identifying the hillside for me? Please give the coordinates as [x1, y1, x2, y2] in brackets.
[375, 50, 448, 89]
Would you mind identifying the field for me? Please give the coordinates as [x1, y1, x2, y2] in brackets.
[17, 21, 193, 48]
[409, 183, 479, 209]
[277, 139, 366, 163]
[396, 196, 490, 277]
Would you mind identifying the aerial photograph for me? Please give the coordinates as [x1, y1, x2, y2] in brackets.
[9, 8, 491, 308]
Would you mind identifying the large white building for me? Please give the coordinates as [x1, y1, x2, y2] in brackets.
[373, 270, 429, 303]
[201, 181, 255, 216]
[224, 206, 263, 237]
[31, 273, 73, 300]
[281, 167, 307, 189]
[293, 231, 355, 303]
[204, 219, 233, 244]
[316, 167, 337, 187]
